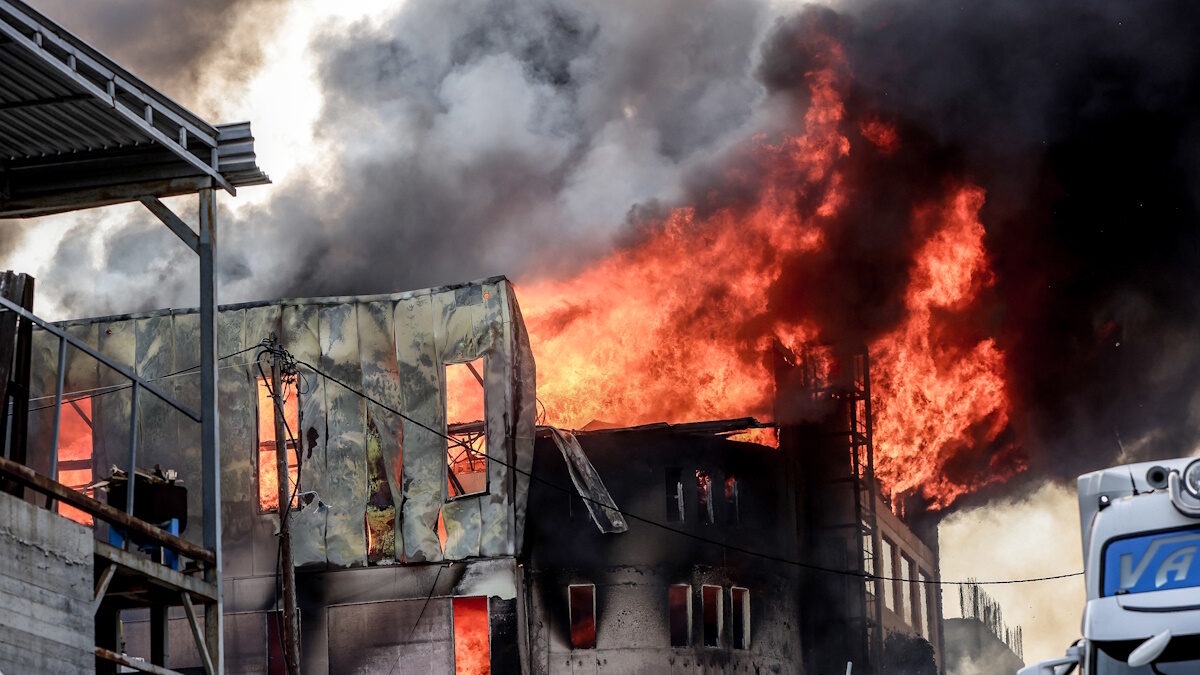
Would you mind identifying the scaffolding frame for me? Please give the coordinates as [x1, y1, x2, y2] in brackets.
[0, 1, 268, 670]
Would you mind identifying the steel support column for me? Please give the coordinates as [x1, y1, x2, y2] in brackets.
[198, 186, 223, 673]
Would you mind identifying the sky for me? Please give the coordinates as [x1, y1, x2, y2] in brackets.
[7, 0, 1200, 665]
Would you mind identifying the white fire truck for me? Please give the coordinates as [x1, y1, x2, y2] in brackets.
[1020, 457, 1200, 674]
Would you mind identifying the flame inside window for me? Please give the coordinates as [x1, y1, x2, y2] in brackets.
[446, 359, 487, 499]
[452, 596, 490, 675]
[568, 584, 596, 649]
[696, 470, 714, 525]
[257, 377, 299, 512]
[668, 584, 691, 647]
[702, 585, 722, 647]
[56, 397, 94, 525]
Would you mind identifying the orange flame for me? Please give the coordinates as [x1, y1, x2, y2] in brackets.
[519, 34, 1016, 508]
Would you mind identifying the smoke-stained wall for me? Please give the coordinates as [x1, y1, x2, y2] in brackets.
[25, 276, 537, 567]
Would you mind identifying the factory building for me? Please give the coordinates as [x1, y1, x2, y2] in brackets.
[3, 275, 945, 674]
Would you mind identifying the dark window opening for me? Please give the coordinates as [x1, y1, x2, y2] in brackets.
[257, 377, 299, 513]
[453, 596, 490, 675]
[446, 359, 488, 499]
[569, 584, 596, 649]
[731, 587, 750, 649]
[724, 475, 739, 526]
[669, 584, 691, 647]
[267, 610, 294, 675]
[701, 585, 722, 647]
[665, 468, 684, 522]
[696, 470, 714, 525]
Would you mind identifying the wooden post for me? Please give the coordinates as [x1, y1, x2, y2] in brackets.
[271, 341, 302, 673]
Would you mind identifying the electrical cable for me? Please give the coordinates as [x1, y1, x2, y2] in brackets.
[255, 344, 306, 675]
[26, 343, 262, 412]
[291, 356, 1083, 588]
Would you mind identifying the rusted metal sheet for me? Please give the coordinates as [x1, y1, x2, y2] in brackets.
[507, 290, 538, 553]
[358, 301, 403, 563]
[216, 309, 253, 577]
[547, 428, 627, 534]
[94, 319, 136, 500]
[478, 282, 512, 558]
[280, 303, 326, 566]
[394, 293, 443, 563]
[135, 314, 178, 499]
[25, 328, 58, 477]
[170, 312, 204, 548]
[319, 303, 367, 567]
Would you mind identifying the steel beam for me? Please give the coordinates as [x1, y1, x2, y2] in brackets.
[140, 197, 199, 253]
[0, 175, 215, 218]
[94, 541, 218, 602]
[197, 187, 223, 673]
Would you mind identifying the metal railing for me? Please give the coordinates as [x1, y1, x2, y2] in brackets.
[0, 294, 201, 529]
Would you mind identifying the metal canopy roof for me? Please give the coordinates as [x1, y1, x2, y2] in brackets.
[0, 0, 269, 218]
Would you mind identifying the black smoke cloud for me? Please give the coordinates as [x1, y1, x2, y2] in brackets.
[748, 0, 1200, 491]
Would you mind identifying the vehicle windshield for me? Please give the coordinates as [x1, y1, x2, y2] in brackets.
[1094, 636, 1200, 674]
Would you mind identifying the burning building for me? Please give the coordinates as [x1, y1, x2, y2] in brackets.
[13, 275, 947, 674]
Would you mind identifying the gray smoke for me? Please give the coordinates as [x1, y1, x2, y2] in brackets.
[218, 0, 771, 300]
[31, 0, 287, 105]
[7, 0, 778, 315]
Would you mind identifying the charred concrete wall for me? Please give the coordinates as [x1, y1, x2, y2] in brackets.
[524, 429, 803, 674]
[0, 490, 94, 674]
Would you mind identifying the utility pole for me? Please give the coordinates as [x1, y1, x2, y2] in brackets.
[270, 334, 302, 673]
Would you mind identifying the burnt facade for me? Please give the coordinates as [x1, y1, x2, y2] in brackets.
[24, 277, 944, 674]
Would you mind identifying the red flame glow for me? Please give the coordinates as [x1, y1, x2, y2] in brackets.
[519, 35, 1016, 508]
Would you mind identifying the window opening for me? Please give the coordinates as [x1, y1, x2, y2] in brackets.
[696, 470, 714, 525]
[453, 596, 490, 675]
[731, 587, 750, 650]
[881, 537, 895, 613]
[56, 397, 94, 525]
[900, 555, 913, 625]
[665, 468, 684, 522]
[568, 584, 596, 649]
[668, 584, 691, 647]
[724, 475, 739, 526]
[918, 570, 930, 640]
[446, 359, 487, 499]
[257, 376, 299, 512]
[701, 584, 722, 647]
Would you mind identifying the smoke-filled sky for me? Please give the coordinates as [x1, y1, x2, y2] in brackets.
[5, 0, 1200, 661]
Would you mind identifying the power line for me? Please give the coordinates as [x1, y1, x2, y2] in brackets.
[291, 356, 1083, 588]
[26, 344, 262, 413]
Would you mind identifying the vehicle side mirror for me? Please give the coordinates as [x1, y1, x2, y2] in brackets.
[1128, 630, 1171, 668]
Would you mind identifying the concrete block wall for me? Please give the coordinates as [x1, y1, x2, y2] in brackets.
[0, 491, 94, 674]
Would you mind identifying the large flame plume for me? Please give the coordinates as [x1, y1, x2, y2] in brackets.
[520, 28, 1015, 509]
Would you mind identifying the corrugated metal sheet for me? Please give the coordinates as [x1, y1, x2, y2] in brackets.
[0, 0, 269, 217]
